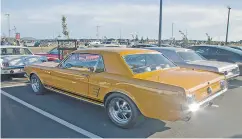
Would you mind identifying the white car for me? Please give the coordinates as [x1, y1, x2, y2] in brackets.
[1, 45, 47, 79]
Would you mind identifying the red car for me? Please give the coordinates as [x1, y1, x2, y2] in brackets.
[35, 47, 63, 61]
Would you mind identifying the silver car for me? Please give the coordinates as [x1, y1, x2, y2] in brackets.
[1, 45, 47, 79]
[146, 47, 240, 79]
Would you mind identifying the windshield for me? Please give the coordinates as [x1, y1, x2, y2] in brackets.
[123, 53, 176, 74]
[1, 48, 33, 55]
[178, 51, 205, 62]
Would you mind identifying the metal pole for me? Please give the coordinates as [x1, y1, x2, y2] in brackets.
[158, 0, 163, 47]
[225, 6, 231, 45]
[172, 23, 174, 39]
[5, 14, 10, 38]
[185, 29, 187, 38]
[96, 26, 100, 40]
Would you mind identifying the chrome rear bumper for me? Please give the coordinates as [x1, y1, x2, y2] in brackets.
[180, 88, 228, 121]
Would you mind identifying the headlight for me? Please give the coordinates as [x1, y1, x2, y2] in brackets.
[220, 80, 227, 90]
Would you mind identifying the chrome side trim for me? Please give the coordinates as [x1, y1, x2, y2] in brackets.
[45, 86, 104, 107]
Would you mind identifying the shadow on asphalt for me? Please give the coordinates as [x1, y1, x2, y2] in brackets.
[229, 134, 242, 138]
[228, 78, 242, 89]
[2, 85, 170, 138]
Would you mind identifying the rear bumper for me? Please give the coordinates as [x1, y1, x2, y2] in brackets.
[226, 73, 240, 80]
[1, 67, 25, 75]
[179, 88, 228, 121]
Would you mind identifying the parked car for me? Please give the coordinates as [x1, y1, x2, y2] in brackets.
[131, 44, 159, 48]
[146, 47, 240, 79]
[1, 45, 47, 79]
[190, 45, 242, 75]
[24, 40, 36, 47]
[230, 46, 242, 51]
[24, 48, 227, 128]
[35, 47, 64, 61]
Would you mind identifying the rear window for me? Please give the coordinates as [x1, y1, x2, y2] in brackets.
[177, 51, 205, 62]
[123, 53, 176, 74]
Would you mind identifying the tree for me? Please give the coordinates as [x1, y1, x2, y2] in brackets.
[146, 37, 149, 42]
[135, 35, 139, 41]
[206, 33, 212, 45]
[62, 15, 69, 39]
[141, 36, 144, 43]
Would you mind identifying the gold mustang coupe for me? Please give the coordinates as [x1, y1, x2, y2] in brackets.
[24, 48, 228, 128]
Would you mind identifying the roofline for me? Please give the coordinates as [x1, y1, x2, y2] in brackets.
[146, 47, 192, 52]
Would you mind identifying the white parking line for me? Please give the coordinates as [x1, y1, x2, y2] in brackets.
[0, 83, 28, 88]
[1, 90, 102, 138]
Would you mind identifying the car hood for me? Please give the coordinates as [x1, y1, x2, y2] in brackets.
[134, 67, 224, 92]
[1, 55, 46, 67]
[187, 60, 238, 72]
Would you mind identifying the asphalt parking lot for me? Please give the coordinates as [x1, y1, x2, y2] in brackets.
[1, 77, 242, 138]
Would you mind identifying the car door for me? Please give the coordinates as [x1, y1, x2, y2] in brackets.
[50, 53, 101, 96]
[87, 55, 112, 100]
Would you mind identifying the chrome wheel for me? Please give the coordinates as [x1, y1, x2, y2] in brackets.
[108, 98, 132, 124]
[31, 76, 40, 93]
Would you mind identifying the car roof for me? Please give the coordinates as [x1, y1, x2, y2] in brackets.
[73, 47, 158, 56]
[193, 45, 242, 55]
[0, 45, 27, 48]
[145, 47, 193, 52]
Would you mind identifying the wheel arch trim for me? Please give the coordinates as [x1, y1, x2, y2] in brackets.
[104, 90, 144, 115]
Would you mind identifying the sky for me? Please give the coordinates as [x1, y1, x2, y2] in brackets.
[1, 0, 242, 41]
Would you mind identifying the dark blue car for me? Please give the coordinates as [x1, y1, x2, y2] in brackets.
[189, 45, 242, 75]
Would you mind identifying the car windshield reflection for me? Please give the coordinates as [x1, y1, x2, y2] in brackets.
[178, 51, 205, 62]
[123, 53, 176, 74]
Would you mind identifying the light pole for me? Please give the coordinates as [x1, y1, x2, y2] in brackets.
[172, 23, 174, 39]
[5, 14, 10, 38]
[225, 6, 231, 45]
[96, 25, 100, 40]
[158, 0, 163, 47]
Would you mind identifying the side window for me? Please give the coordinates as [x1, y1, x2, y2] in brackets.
[207, 47, 218, 55]
[61, 53, 105, 73]
[194, 47, 208, 54]
[95, 57, 105, 73]
[217, 49, 231, 55]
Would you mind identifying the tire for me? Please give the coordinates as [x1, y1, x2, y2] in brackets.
[105, 93, 143, 128]
[30, 74, 45, 95]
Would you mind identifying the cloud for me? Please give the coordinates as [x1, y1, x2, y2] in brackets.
[1, 1, 242, 41]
